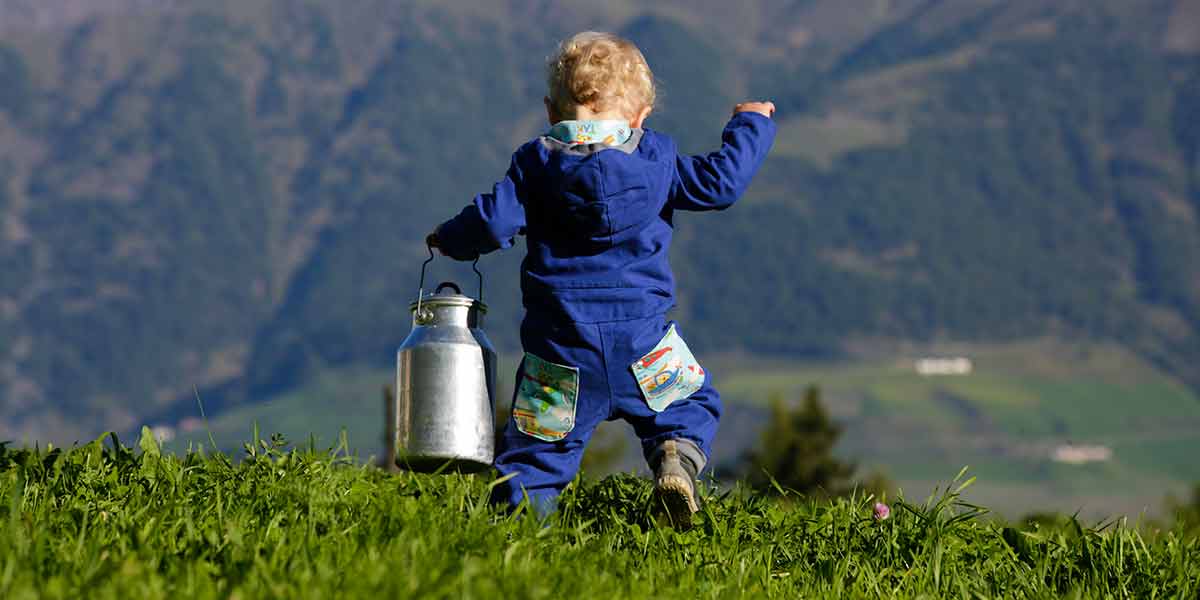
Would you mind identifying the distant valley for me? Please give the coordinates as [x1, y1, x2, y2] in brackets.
[0, 0, 1198, 463]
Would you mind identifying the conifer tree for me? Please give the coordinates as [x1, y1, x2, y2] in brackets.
[741, 386, 857, 496]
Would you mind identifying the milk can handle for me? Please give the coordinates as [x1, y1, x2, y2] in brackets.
[471, 258, 484, 303]
[416, 243, 485, 314]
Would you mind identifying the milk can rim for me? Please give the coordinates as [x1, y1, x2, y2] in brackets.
[407, 295, 488, 314]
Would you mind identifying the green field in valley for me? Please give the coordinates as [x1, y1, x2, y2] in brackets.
[164, 339, 1200, 520]
[2, 435, 1198, 598]
[714, 340, 1200, 519]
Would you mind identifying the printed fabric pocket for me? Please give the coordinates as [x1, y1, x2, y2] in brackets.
[513, 352, 580, 442]
[630, 324, 706, 412]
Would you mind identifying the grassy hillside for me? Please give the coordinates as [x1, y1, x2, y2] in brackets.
[1, 435, 1197, 598]
[162, 339, 1199, 519]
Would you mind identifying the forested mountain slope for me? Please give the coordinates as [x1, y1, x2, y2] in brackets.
[1, 0, 1198, 442]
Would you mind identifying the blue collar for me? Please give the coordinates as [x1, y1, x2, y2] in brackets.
[547, 120, 633, 146]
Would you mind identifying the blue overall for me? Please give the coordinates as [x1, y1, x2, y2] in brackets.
[435, 112, 776, 509]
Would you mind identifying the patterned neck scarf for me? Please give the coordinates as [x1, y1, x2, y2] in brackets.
[546, 120, 633, 146]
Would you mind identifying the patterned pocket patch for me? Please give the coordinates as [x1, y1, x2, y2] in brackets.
[513, 352, 579, 442]
[631, 324, 705, 412]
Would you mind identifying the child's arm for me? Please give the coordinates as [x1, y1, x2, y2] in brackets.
[428, 156, 527, 260]
[669, 101, 776, 211]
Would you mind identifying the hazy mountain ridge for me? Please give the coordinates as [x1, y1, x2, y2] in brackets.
[1, 0, 1198, 442]
[0, 0, 181, 33]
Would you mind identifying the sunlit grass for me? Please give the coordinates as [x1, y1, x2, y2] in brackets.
[1, 432, 1196, 598]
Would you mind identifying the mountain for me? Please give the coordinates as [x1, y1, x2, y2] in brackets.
[1, 0, 1199, 443]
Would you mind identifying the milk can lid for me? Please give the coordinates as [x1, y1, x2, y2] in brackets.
[408, 281, 487, 313]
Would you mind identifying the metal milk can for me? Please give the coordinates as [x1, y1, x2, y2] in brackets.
[394, 251, 497, 472]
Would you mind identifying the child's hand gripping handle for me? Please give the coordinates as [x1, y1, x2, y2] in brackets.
[425, 228, 443, 254]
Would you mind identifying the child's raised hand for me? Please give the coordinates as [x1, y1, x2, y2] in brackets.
[733, 101, 776, 118]
[426, 229, 448, 256]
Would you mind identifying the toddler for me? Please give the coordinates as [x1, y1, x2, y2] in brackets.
[428, 31, 775, 527]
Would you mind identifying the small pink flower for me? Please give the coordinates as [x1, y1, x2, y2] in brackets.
[873, 502, 890, 520]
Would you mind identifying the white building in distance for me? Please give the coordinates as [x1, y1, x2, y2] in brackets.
[1052, 444, 1113, 464]
[915, 357, 973, 376]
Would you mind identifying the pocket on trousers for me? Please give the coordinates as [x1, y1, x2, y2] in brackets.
[630, 324, 705, 412]
[513, 352, 579, 442]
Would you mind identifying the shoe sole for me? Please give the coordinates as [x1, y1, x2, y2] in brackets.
[655, 474, 699, 531]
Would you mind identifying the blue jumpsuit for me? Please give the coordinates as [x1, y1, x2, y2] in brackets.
[435, 112, 776, 509]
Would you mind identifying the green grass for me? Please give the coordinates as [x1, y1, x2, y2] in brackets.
[2, 433, 1197, 598]
[164, 339, 1200, 520]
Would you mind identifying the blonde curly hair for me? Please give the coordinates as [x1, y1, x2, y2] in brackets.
[546, 31, 656, 121]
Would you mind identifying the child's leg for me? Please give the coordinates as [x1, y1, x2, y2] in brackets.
[627, 379, 720, 466]
[602, 317, 720, 528]
[604, 317, 723, 464]
[491, 313, 610, 514]
[491, 420, 596, 515]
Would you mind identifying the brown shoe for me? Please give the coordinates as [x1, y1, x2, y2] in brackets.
[651, 439, 702, 530]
